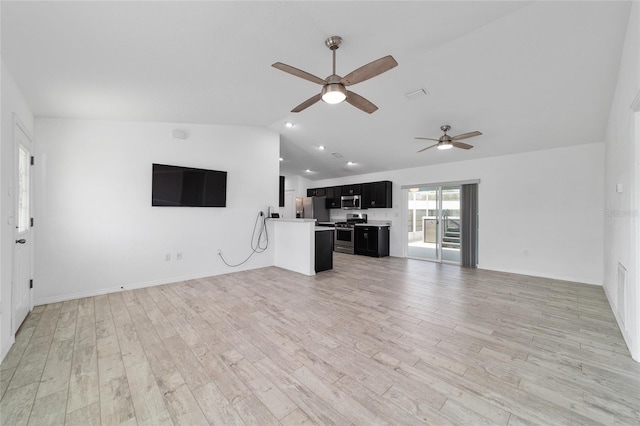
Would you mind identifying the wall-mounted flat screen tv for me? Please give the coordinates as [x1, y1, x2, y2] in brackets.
[152, 163, 227, 207]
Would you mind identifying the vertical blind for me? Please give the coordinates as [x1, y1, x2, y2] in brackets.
[461, 183, 478, 267]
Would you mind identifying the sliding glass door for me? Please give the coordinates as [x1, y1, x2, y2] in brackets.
[406, 185, 461, 264]
[407, 187, 440, 261]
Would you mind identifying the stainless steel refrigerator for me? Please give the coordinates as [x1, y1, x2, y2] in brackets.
[295, 197, 330, 222]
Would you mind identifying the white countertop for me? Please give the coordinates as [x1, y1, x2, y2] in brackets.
[268, 218, 316, 223]
[355, 221, 391, 227]
[315, 227, 335, 232]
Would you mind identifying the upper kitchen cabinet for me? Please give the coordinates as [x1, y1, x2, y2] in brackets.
[342, 184, 362, 196]
[325, 186, 342, 209]
[308, 181, 391, 209]
[362, 181, 392, 208]
[307, 187, 326, 197]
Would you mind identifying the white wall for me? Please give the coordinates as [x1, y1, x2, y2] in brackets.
[277, 172, 312, 219]
[603, 2, 639, 361]
[1, 59, 35, 361]
[281, 172, 310, 198]
[312, 142, 604, 286]
[34, 118, 279, 304]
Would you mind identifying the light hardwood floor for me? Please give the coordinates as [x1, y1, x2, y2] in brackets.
[1, 253, 640, 425]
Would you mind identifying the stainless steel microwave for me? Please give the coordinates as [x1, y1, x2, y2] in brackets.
[341, 195, 361, 210]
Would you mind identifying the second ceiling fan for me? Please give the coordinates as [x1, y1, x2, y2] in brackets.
[416, 125, 482, 152]
[272, 36, 397, 114]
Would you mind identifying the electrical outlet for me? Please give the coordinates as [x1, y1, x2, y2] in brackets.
[165, 253, 170, 261]
[217, 249, 222, 255]
[177, 252, 183, 260]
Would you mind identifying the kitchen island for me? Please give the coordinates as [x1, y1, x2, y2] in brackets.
[269, 218, 334, 276]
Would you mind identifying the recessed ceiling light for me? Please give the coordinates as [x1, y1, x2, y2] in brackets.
[305, 169, 312, 173]
[318, 145, 326, 150]
[279, 157, 283, 161]
[347, 161, 355, 165]
[285, 122, 294, 128]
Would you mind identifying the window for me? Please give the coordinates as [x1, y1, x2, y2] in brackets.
[17, 145, 30, 233]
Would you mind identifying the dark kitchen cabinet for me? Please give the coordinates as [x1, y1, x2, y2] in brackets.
[315, 229, 334, 272]
[307, 187, 326, 197]
[362, 181, 392, 208]
[342, 184, 362, 196]
[325, 186, 342, 209]
[355, 225, 390, 257]
[312, 181, 391, 208]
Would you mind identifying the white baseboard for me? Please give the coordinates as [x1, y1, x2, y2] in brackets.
[32, 268, 261, 306]
[602, 282, 639, 363]
[476, 264, 602, 286]
[1, 335, 16, 365]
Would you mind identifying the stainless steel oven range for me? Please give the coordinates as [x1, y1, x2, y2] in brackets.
[334, 213, 367, 254]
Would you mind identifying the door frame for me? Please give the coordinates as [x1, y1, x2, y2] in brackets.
[11, 114, 34, 334]
[402, 179, 479, 264]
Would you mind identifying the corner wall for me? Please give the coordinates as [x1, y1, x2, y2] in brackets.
[1, 59, 35, 362]
[603, 2, 639, 361]
[313, 142, 605, 286]
[34, 118, 280, 304]
[281, 172, 311, 199]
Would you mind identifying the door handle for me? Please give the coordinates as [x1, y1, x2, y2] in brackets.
[15, 239, 26, 244]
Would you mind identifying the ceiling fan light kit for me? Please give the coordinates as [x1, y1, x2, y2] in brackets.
[272, 35, 397, 114]
[321, 80, 347, 104]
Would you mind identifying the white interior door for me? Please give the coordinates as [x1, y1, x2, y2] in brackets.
[12, 121, 33, 333]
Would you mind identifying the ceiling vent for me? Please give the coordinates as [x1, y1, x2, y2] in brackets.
[405, 88, 427, 100]
[331, 152, 343, 158]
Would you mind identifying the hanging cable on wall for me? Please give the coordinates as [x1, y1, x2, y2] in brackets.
[218, 211, 269, 267]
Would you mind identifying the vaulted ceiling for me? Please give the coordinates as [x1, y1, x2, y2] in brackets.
[1, 1, 631, 180]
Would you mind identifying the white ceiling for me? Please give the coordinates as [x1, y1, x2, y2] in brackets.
[1, 1, 631, 181]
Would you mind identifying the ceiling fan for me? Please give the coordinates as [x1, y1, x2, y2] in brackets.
[415, 125, 482, 152]
[272, 36, 397, 114]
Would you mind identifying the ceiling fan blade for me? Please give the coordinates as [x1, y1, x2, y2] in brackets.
[291, 93, 322, 113]
[414, 137, 440, 142]
[272, 62, 326, 85]
[345, 90, 378, 114]
[341, 55, 398, 86]
[451, 131, 482, 140]
[452, 141, 474, 150]
[417, 143, 439, 153]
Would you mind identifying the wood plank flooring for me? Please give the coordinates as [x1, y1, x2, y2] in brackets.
[2, 253, 640, 425]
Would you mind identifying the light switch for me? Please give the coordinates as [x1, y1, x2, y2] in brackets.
[616, 183, 623, 193]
